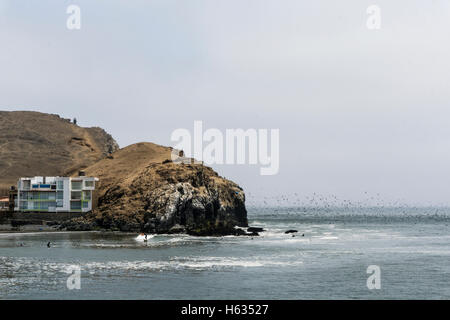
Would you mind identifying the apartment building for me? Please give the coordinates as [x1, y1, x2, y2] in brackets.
[15, 175, 98, 213]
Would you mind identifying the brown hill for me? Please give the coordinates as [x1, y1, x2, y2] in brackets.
[82, 142, 172, 196]
[65, 142, 248, 235]
[0, 111, 119, 194]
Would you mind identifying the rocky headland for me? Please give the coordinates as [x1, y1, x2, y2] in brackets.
[62, 143, 248, 235]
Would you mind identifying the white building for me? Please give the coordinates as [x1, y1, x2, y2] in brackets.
[15, 176, 99, 213]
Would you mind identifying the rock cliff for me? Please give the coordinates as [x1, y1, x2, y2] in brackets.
[63, 143, 248, 235]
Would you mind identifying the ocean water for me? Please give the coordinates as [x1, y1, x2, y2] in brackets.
[1, 207, 450, 299]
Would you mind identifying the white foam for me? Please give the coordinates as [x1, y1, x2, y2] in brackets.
[0, 255, 303, 275]
[135, 234, 154, 242]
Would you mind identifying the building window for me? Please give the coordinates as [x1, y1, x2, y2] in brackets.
[70, 201, 81, 210]
[57, 191, 63, 200]
[83, 201, 89, 209]
[85, 181, 94, 188]
[56, 200, 63, 207]
[57, 181, 64, 190]
[71, 191, 82, 200]
[22, 180, 31, 190]
[71, 181, 82, 190]
[83, 191, 91, 200]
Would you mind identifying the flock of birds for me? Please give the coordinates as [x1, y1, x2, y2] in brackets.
[245, 191, 441, 210]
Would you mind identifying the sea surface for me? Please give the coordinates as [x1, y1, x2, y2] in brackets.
[1, 207, 450, 299]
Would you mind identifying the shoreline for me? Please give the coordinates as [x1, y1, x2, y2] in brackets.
[0, 230, 102, 236]
[0, 224, 60, 233]
[0, 224, 110, 234]
[0, 224, 260, 237]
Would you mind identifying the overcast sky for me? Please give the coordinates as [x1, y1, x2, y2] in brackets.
[1, 1, 450, 206]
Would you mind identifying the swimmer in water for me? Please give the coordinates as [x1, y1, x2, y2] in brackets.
[47, 242, 51, 248]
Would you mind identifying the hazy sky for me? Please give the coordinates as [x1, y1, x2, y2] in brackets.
[1, 1, 450, 206]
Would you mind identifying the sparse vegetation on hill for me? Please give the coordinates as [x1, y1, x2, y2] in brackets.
[0, 111, 119, 194]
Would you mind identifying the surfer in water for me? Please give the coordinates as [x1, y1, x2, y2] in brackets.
[47, 242, 51, 248]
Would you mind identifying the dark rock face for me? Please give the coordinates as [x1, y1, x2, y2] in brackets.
[167, 224, 186, 234]
[142, 181, 247, 235]
[247, 227, 265, 233]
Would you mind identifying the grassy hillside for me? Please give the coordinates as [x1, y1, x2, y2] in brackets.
[0, 111, 119, 194]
